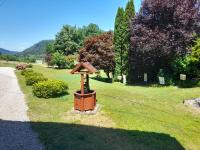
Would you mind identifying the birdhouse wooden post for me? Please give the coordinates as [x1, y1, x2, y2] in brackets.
[71, 62, 97, 112]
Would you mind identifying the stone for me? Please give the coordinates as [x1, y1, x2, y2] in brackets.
[70, 104, 101, 115]
[184, 98, 200, 109]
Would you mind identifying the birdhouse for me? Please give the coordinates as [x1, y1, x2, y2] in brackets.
[71, 62, 97, 112]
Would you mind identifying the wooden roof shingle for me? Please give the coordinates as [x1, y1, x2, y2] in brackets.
[71, 62, 97, 74]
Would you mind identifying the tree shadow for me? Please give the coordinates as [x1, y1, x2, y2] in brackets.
[0, 119, 185, 150]
[91, 76, 113, 83]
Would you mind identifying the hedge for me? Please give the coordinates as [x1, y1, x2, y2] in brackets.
[33, 79, 68, 98]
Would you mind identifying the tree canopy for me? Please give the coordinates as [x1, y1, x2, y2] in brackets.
[128, 0, 200, 82]
[79, 32, 115, 78]
[114, 0, 135, 80]
[54, 24, 103, 56]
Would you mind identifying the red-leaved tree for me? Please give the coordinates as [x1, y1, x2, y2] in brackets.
[128, 0, 200, 82]
[79, 32, 115, 78]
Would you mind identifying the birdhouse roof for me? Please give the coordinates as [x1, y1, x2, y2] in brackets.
[71, 62, 97, 74]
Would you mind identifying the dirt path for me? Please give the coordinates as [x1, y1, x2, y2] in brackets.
[0, 67, 44, 150]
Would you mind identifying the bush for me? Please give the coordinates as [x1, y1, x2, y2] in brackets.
[33, 80, 68, 98]
[16, 64, 27, 70]
[65, 55, 76, 69]
[177, 80, 200, 88]
[51, 52, 67, 69]
[172, 56, 199, 79]
[25, 73, 47, 86]
[27, 64, 33, 68]
[21, 69, 34, 76]
[157, 69, 174, 85]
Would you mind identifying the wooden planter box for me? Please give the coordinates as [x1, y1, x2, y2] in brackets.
[74, 90, 96, 111]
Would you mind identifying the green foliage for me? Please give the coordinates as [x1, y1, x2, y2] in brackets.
[190, 38, 200, 66]
[45, 43, 55, 54]
[157, 69, 174, 85]
[54, 24, 103, 55]
[114, 7, 125, 79]
[124, 0, 135, 74]
[51, 52, 67, 69]
[114, 0, 135, 79]
[18, 55, 36, 63]
[81, 23, 103, 39]
[172, 57, 192, 76]
[25, 72, 47, 86]
[33, 79, 68, 98]
[21, 69, 34, 76]
[177, 80, 200, 88]
[54, 25, 81, 55]
[172, 42, 200, 79]
[0, 54, 19, 61]
[65, 55, 76, 69]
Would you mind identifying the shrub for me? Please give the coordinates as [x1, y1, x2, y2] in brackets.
[157, 69, 174, 85]
[177, 80, 200, 88]
[33, 80, 68, 98]
[27, 64, 33, 68]
[51, 52, 67, 69]
[65, 55, 76, 69]
[21, 69, 34, 76]
[172, 56, 199, 79]
[25, 73, 47, 86]
[16, 64, 27, 70]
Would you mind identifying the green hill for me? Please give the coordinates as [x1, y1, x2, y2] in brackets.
[18, 40, 54, 57]
[0, 48, 17, 55]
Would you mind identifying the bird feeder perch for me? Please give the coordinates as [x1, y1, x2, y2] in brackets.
[71, 62, 97, 112]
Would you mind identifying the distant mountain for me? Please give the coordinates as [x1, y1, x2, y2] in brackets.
[18, 40, 54, 57]
[0, 48, 17, 55]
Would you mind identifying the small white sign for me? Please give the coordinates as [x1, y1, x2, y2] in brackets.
[144, 73, 148, 82]
[122, 75, 126, 84]
[180, 74, 186, 81]
[159, 77, 165, 85]
[117, 76, 122, 81]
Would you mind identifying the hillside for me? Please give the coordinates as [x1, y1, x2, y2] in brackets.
[0, 48, 17, 55]
[18, 40, 54, 57]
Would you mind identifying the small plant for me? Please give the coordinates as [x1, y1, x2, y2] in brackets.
[16, 64, 27, 70]
[65, 55, 76, 69]
[27, 63, 33, 68]
[33, 79, 69, 98]
[21, 69, 34, 76]
[25, 73, 47, 86]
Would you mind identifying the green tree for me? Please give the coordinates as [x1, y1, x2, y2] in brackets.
[52, 52, 67, 69]
[82, 23, 103, 38]
[191, 38, 200, 64]
[54, 25, 81, 55]
[114, 1, 135, 81]
[45, 43, 55, 54]
[114, 7, 125, 80]
[124, 0, 135, 74]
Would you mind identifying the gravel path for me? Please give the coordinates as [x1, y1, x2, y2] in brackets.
[0, 67, 44, 150]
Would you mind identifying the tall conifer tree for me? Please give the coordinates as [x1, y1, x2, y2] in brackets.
[114, 1, 135, 81]
[124, 0, 135, 74]
[114, 7, 125, 79]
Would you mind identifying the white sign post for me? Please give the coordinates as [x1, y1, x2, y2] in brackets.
[122, 75, 127, 84]
[144, 73, 148, 82]
[159, 77, 165, 85]
[180, 74, 186, 81]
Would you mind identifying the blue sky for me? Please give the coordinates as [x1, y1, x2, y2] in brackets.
[0, 0, 142, 51]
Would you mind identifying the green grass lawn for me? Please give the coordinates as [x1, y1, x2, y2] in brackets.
[1, 62, 200, 150]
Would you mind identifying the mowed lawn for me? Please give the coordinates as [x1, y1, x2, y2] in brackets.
[1, 62, 200, 150]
